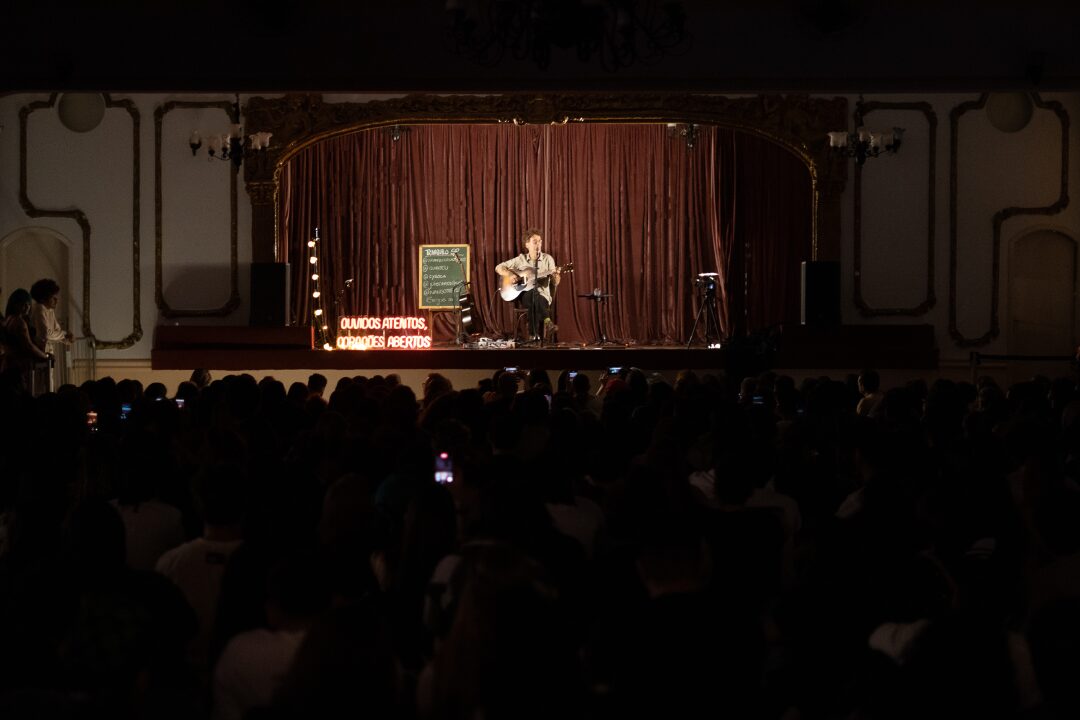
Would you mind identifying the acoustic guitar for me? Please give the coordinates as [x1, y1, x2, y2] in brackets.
[449, 250, 480, 335]
[458, 289, 479, 334]
[499, 262, 575, 302]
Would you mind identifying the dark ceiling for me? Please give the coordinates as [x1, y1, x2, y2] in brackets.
[2, 1, 1077, 94]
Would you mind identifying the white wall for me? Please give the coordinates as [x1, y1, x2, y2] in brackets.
[837, 92, 1080, 369]
[1, 91, 1077, 375]
[0, 93, 256, 359]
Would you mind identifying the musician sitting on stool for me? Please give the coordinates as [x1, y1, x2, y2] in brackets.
[496, 227, 561, 343]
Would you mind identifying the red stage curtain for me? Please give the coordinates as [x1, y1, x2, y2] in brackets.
[280, 123, 811, 344]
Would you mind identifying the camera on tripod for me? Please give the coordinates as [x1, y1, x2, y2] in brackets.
[687, 272, 722, 349]
[695, 272, 719, 294]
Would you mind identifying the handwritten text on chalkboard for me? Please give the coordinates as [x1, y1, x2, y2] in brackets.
[419, 244, 469, 309]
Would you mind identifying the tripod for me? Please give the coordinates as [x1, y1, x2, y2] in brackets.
[686, 275, 723, 349]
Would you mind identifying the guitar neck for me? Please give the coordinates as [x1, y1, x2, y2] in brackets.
[536, 265, 569, 279]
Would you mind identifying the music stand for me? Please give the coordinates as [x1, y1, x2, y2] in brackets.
[686, 273, 723, 349]
[580, 288, 616, 346]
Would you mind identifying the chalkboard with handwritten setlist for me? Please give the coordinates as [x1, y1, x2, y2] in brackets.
[418, 244, 470, 309]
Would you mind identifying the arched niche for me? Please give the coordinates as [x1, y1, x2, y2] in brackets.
[0, 226, 73, 323]
[242, 94, 849, 264]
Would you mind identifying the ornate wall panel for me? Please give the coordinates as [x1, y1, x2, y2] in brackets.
[154, 100, 241, 317]
[949, 93, 1069, 347]
[853, 101, 937, 316]
[19, 94, 142, 349]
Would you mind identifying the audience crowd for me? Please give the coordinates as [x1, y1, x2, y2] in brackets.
[1, 362, 1080, 719]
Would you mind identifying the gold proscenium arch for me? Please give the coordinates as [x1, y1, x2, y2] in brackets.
[241, 93, 850, 265]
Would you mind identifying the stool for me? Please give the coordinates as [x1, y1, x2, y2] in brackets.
[511, 306, 530, 341]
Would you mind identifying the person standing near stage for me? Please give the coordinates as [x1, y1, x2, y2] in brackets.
[29, 278, 74, 392]
[495, 227, 561, 344]
[29, 278, 74, 352]
[1, 288, 50, 392]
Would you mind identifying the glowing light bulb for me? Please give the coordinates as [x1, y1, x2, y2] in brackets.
[323, 343, 332, 350]
[312, 291, 321, 298]
[307, 240, 316, 248]
[314, 308, 323, 316]
[309, 256, 317, 264]
[311, 273, 319, 281]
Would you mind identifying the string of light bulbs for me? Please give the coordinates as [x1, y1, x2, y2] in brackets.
[308, 228, 333, 350]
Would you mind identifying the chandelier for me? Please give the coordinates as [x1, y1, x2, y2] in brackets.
[828, 126, 904, 166]
[188, 94, 272, 168]
[444, 0, 691, 71]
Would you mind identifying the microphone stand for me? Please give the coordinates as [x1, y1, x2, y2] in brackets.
[335, 280, 353, 305]
[334, 279, 353, 336]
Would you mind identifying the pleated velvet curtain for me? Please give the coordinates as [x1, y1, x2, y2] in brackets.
[280, 123, 811, 344]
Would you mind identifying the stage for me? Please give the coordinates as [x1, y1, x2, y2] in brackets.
[151, 324, 938, 375]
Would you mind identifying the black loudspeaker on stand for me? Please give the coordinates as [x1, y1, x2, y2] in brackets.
[800, 261, 840, 326]
[250, 262, 291, 326]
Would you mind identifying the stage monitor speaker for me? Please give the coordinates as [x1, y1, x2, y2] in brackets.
[250, 262, 290, 327]
[800, 260, 841, 326]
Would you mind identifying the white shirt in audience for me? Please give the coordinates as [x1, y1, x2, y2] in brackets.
[213, 627, 306, 720]
[547, 496, 606, 559]
[111, 498, 186, 571]
[156, 537, 243, 667]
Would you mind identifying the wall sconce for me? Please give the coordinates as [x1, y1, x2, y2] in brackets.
[828, 126, 904, 166]
[188, 94, 272, 168]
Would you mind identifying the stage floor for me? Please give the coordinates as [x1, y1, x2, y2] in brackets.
[150, 324, 938, 374]
[152, 341, 729, 372]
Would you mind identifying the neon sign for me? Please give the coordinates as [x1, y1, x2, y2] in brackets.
[336, 315, 432, 350]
